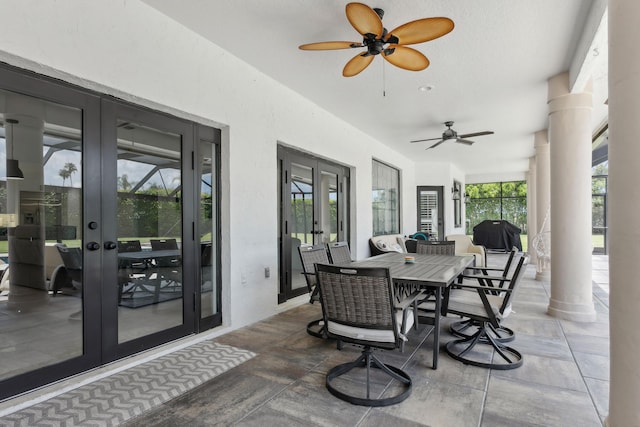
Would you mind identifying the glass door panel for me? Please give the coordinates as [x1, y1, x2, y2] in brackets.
[290, 162, 313, 292]
[115, 121, 183, 344]
[0, 89, 85, 380]
[319, 170, 338, 244]
[199, 139, 218, 320]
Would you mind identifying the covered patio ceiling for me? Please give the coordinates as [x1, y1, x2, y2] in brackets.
[143, 0, 608, 177]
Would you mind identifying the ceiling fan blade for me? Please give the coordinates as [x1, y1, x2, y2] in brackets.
[455, 138, 475, 145]
[410, 136, 442, 143]
[299, 41, 363, 50]
[427, 139, 446, 149]
[388, 17, 454, 45]
[458, 130, 494, 138]
[343, 53, 375, 77]
[382, 45, 429, 71]
[346, 2, 383, 37]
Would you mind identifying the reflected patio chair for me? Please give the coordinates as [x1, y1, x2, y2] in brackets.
[441, 255, 529, 370]
[51, 244, 83, 321]
[50, 244, 82, 296]
[117, 240, 150, 303]
[315, 263, 414, 406]
[150, 238, 182, 291]
[298, 244, 330, 338]
[327, 241, 352, 264]
[450, 247, 519, 342]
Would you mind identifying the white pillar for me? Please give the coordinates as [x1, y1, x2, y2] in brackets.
[534, 130, 551, 280]
[546, 72, 595, 322]
[607, 0, 640, 425]
[526, 156, 537, 265]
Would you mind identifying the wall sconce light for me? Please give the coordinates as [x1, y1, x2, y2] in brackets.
[5, 118, 24, 180]
[464, 193, 470, 203]
[451, 186, 461, 200]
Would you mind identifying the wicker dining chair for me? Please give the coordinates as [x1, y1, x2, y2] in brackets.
[327, 241, 352, 264]
[298, 244, 331, 338]
[315, 263, 414, 406]
[414, 240, 457, 322]
[415, 240, 456, 255]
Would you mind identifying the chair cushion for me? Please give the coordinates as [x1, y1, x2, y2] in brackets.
[327, 310, 412, 343]
[447, 289, 505, 319]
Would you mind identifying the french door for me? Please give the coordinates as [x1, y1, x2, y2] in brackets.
[0, 65, 221, 400]
[416, 186, 444, 240]
[100, 100, 198, 360]
[278, 146, 349, 303]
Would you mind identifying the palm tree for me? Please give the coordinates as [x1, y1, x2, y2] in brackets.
[59, 167, 70, 186]
[63, 162, 78, 186]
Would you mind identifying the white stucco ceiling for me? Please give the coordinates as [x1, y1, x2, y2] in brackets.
[143, 0, 608, 178]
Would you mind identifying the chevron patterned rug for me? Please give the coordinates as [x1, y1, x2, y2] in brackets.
[1, 341, 256, 426]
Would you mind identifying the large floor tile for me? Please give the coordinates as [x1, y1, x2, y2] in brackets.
[573, 351, 610, 381]
[565, 334, 610, 357]
[380, 380, 485, 427]
[492, 353, 587, 392]
[360, 410, 429, 427]
[584, 377, 610, 421]
[247, 370, 371, 427]
[560, 317, 610, 338]
[483, 376, 601, 427]
[512, 333, 573, 360]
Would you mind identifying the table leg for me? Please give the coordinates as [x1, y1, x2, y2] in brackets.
[433, 287, 441, 369]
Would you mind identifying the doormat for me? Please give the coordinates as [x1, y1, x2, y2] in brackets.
[1, 341, 256, 426]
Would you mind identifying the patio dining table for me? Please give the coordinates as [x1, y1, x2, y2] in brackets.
[340, 252, 474, 369]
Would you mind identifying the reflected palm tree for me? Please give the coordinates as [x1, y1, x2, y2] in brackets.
[59, 162, 78, 187]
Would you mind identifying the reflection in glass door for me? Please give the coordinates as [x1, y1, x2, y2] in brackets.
[114, 121, 184, 343]
[0, 77, 101, 400]
[278, 147, 349, 302]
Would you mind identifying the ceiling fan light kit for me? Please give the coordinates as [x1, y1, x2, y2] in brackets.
[299, 2, 454, 77]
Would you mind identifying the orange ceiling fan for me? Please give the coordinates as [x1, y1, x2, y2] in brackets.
[299, 2, 454, 77]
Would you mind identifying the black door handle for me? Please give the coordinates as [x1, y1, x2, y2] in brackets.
[86, 242, 100, 251]
[104, 241, 117, 250]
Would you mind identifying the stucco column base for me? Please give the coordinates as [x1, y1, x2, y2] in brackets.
[547, 298, 596, 322]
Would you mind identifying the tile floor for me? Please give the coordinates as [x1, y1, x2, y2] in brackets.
[121, 254, 610, 427]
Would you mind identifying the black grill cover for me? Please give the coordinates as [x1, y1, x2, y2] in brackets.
[472, 220, 522, 251]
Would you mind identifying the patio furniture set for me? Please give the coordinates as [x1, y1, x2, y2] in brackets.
[299, 238, 528, 407]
